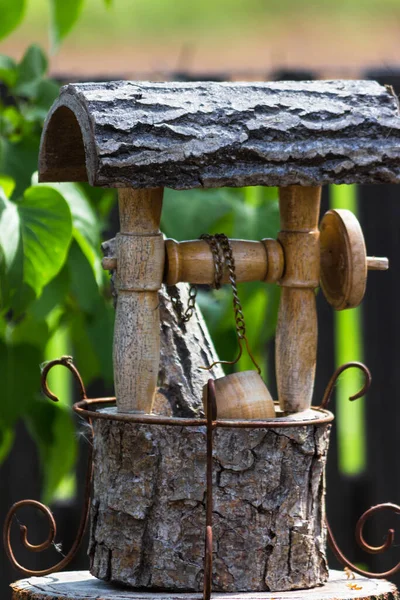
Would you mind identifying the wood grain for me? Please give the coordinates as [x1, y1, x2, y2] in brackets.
[39, 80, 400, 188]
[319, 209, 383, 310]
[113, 188, 164, 413]
[204, 371, 276, 419]
[102, 238, 225, 418]
[276, 186, 321, 413]
[164, 238, 284, 286]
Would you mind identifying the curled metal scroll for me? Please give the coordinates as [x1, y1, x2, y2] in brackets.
[322, 361, 400, 578]
[3, 357, 93, 577]
[327, 504, 400, 578]
[320, 361, 371, 409]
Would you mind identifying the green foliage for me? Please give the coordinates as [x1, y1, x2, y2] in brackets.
[0, 1, 282, 504]
[50, 0, 86, 50]
[0, 45, 116, 500]
[0, 0, 26, 41]
[162, 187, 280, 377]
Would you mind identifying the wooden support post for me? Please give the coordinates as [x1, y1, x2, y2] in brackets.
[113, 188, 164, 413]
[276, 186, 321, 413]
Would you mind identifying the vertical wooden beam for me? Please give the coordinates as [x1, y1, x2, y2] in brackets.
[113, 188, 164, 413]
[276, 186, 321, 413]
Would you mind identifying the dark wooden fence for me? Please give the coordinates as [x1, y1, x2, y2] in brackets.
[2, 68, 400, 597]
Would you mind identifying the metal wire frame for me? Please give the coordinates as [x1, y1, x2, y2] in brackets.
[3, 357, 400, 592]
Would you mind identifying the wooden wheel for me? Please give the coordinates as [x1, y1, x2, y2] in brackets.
[320, 209, 367, 310]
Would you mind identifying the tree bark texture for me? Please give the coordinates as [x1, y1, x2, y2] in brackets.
[88, 414, 331, 592]
[102, 237, 224, 418]
[11, 570, 399, 600]
[39, 80, 400, 189]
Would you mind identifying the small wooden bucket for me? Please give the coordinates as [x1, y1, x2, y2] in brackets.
[203, 371, 276, 420]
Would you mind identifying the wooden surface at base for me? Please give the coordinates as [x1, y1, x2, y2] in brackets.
[11, 570, 399, 599]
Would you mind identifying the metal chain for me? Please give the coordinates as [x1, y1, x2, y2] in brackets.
[199, 234, 224, 289]
[168, 233, 261, 373]
[167, 284, 198, 324]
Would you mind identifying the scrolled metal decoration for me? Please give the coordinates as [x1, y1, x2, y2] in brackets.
[319, 361, 371, 410]
[323, 362, 400, 578]
[327, 503, 400, 579]
[3, 357, 93, 577]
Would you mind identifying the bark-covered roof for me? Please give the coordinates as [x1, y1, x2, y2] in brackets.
[39, 80, 400, 189]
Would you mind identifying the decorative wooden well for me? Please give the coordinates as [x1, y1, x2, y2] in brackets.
[5, 80, 400, 600]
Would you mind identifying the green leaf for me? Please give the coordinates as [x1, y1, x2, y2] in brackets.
[50, 0, 85, 50]
[0, 55, 18, 87]
[0, 341, 42, 427]
[0, 136, 41, 198]
[0, 189, 20, 274]
[0, 0, 26, 41]
[15, 45, 48, 98]
[6, 313, 49, 350]
[25, 398, 77, 504]
[0, 426, 14, 464]
[30, 267, 70, 321]
[103, 0, 113, 6]
[0, 175, 15, 197]
[36, 181, 102, 284]
[0, 186, 73, 313]
[162, 189, 234, 241]
[18, 186, 73, 297]
[67, 241, 100, 313]
[35, 78, 60, 110]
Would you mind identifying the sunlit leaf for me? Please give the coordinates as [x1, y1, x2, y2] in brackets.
[18, 186, 73, 297]
[0, 185, 73, 313]
[0, 175, 16, 197]
[36, 181, 102, 284]
[0, 0, 26, 41]
[50, 0, 85, 50]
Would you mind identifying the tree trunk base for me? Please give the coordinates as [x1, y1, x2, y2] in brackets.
[11, 570, 399, 600]
[88, 409, 332, 593]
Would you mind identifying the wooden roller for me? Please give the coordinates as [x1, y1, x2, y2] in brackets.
[113, 188, 164, 414]
[165, 238, 284, 285]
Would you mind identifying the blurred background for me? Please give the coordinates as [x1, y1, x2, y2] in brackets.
[2, 0, 400, 78]
[1, 0, 400, 598]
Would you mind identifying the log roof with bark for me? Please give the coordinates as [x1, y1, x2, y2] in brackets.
[39, 80, 400, 189]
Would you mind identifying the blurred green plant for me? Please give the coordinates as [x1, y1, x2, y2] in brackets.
[0, 0, 112, 49]
[0, 44, 116, 502]
[0, 10, 281, 502]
